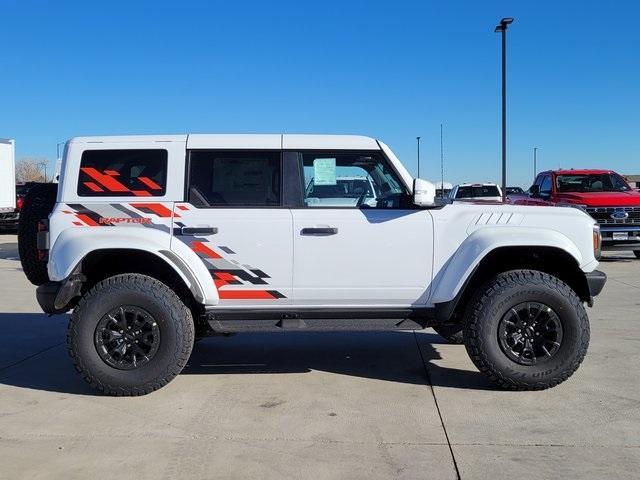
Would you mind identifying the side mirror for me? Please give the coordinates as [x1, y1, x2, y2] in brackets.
[529, 185, 540, 198]
[413, 178, 436, 207]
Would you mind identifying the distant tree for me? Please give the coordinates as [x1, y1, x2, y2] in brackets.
[15, 157, 48, 183]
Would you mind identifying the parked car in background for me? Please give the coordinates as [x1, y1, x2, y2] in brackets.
[305, 176, 378, 207]
[513, 169, 640, 257]
[506, 186, 528, 203]
[435, 181, 453, 198]
[0, 184, 30, 230]
[449, 183, 502, 202]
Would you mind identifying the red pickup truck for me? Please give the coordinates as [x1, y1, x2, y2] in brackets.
[514, 169, 640, 257]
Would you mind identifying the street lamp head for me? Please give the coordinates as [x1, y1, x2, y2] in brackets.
[495, 17, 514, 32]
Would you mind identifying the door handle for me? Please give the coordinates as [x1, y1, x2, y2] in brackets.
[181, 226, 218, 235]
[301, 227, 338, 236]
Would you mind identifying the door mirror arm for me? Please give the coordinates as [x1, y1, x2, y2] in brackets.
[529, 185, 540, 198]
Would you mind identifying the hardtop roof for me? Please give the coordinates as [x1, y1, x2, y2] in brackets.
[68, 134, 380, 150]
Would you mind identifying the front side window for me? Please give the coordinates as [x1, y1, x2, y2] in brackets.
[540, 175, 552, 194]
[77, 149, 167, 197]
[301, 152, 406, 208]
[188, 151, 281, 207]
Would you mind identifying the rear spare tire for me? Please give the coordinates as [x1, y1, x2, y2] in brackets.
[463, 270, 589, 390]
[68, 274, 195, 396]
[18, 183, 57, 285]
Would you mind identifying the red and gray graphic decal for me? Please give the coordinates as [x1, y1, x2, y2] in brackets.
[79, 167, 164, 197]
[61, 203, 172, 232]
[182, 233, 285, 300]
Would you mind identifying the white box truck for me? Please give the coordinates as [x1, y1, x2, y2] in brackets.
[0, 139, 16, 213]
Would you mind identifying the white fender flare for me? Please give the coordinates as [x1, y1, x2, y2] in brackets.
[429, 226, 583, 305]
[48, 227, 219, 306]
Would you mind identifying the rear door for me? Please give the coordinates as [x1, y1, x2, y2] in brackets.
[173, 145, 293, 304]
[290, 149, 433, 307]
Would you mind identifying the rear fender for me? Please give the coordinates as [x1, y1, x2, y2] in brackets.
[48, 227, 219, 305]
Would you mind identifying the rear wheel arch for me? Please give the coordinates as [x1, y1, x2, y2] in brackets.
[435, 246, 590, 324]
[78, 248, 203, 315]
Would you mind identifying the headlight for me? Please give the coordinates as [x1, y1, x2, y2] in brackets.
[593, 224, 602, 259]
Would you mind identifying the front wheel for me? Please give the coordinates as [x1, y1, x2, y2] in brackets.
[633, 250, 640, 259]
[463, 270, 589, 390]
[68, 274, 194, 396]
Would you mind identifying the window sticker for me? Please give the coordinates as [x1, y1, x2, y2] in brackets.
[313, 158, 337, 185]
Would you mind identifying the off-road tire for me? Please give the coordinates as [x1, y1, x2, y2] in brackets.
[633, 250, 640, 259]
[463, 270, 589, 390]
[18, 183, 57, 285]
[68, 274, 194, 396]
[433, 324, 464, 344]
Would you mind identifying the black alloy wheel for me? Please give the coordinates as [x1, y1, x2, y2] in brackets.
[94, 305, 161, 370]
[497, 302, 563, 366]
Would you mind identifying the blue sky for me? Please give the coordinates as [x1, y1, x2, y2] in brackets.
[1, 0, 638, 187]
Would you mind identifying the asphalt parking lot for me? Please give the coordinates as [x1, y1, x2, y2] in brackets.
[0, 233, 638, 479]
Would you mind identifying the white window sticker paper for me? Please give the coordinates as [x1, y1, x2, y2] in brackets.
[313, 158, 337, 185]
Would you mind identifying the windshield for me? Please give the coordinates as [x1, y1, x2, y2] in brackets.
[455, 186, 500, 198]
[555, 173, 631, 193]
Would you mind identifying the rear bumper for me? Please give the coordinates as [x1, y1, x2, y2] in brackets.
[585, 270, 607, 298]
[36, 274, 83, 314]
[0, 211, 19, 225]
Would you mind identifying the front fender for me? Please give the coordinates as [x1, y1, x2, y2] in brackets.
[429, 226, 583, 304]
[48, 227, 219, 306]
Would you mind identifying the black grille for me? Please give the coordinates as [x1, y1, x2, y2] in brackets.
[585, 206, 640, 225]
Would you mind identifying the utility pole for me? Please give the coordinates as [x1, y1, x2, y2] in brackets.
[440, 124, 444, 196]
[416, 136, 421, 178]
[533, 147, 538, 181]
[495, 17, 514, 202]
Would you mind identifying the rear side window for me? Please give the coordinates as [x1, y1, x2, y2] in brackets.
[188, 151, 281, 207]
[77, 149, 168, 197]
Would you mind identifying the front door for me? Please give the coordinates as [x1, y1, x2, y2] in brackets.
[291, 150, 433, 307]
[173, 149, 293, 305]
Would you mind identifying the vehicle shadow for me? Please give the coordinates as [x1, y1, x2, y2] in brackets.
[0, 313, 494, 395]
[184, 331, 493, 391]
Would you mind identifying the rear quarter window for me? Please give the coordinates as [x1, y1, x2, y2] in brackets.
[77, 149, 168, 197]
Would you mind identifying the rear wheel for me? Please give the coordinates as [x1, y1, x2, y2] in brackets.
[18, 183, 57, 285]
[463, 270, 589, 390]
[433, 324, 464, 344]
[633, 250, 640, 259]
[68, 274, 194, 396]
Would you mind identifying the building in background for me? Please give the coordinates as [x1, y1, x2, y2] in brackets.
[624, 175, 640, 189]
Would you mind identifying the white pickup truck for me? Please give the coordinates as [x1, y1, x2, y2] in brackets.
[18, 134, 605, 396]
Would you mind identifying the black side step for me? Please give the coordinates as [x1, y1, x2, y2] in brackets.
[205, 308, 436, 333]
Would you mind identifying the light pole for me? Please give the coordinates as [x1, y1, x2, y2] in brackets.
[495, 17, 514, 202]
[533, 147, 538, 181]
[416, 136, 421, 178]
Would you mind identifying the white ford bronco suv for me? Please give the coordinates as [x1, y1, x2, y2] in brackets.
[18, 134, 606, 395]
